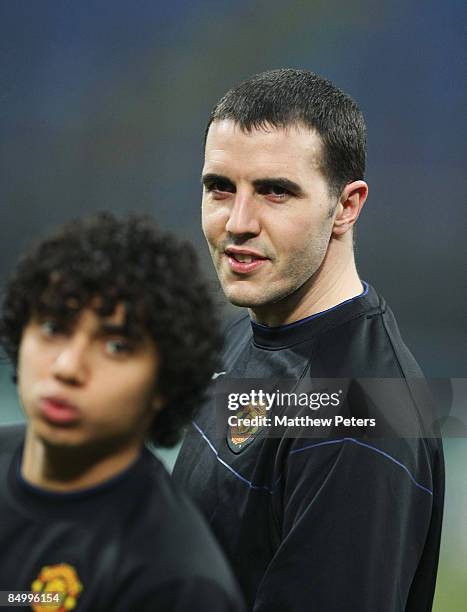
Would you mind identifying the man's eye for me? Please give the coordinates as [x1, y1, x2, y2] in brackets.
[259, 185, 289, 198]
[105, 339, 132, 356]
[40, 320, 63, 337]
[271, 185, 288, 196]
[205, 181, 234, 194]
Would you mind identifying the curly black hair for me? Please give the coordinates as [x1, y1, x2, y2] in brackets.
[0, 212, 222, 447]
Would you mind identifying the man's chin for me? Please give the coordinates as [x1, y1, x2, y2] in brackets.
[39, 432, 117, 462]
[221, 278, 305, 314]
[222, 284, 269, 309]
[39, 432, 82, 452]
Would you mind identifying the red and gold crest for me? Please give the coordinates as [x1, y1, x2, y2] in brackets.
[228, 400, 268, 453]
[31, 563, 83, 612]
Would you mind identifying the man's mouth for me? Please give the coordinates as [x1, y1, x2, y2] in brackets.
[224, 248, 268, 274]
[230, 253, 256, 263]
[39, 396, 81, 426]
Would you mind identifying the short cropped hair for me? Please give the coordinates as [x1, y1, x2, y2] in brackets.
[206, 68, 367, 197]
[0, 212, 222, 447]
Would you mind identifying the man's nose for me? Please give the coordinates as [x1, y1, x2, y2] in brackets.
[225, 193, 260, 237]
[51, 339, 88, 386]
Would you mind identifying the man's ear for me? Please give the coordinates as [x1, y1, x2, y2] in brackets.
[332, 180, 368, 236]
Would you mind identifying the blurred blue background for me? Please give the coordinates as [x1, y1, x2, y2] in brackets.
[1, 1, 466, 609]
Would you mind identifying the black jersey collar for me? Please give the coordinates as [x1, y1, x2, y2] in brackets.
[251, 282, 381, 349]
[8, 443, 157, 519]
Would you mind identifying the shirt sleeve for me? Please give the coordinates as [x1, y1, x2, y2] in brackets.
[253, 437, 435, 612]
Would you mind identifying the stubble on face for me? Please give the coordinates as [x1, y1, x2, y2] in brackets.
[218, 221, 334, 310]
[202, 121, 339, 318]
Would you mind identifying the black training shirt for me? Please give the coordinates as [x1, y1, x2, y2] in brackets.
[0, 424, 244, 611]
[173, 283, 444, 612]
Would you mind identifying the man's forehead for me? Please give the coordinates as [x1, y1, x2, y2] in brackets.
[206, 118, 322, 145]
[204, 119, 324, 176]
[97, 301, 127, 325]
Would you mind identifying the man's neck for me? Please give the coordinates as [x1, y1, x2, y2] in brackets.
[21, 429, 142, 493]
[250, 239, 363, 327]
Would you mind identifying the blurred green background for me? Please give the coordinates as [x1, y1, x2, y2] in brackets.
[1, 1, 465, 609]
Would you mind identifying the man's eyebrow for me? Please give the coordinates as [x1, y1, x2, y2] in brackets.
[201, 173, 234, 187]
[99, 322, 142, 340]
[201, 173, 303, 196]
[99, 322, 127, 334]
[252, 177, 304, 195]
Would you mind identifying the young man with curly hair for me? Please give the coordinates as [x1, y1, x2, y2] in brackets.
[0, 213, 244, 612]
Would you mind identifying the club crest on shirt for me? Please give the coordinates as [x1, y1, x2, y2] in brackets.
[227, 400, 267, 453]
[31, 563, 83, 612]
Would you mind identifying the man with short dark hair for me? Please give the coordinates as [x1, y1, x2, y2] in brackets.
[0, 213, 244, 611]
[173, 69, 444, 611]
